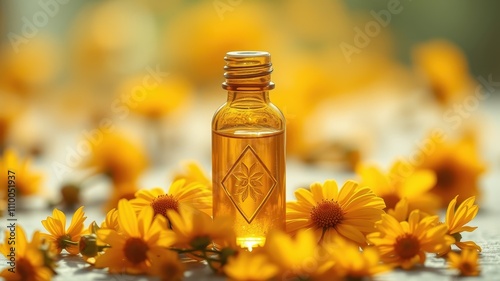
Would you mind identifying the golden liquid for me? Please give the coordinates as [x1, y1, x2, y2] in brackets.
[212, 129, 285, 249]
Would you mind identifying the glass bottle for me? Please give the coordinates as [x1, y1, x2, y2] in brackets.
[212, 51, 286, 250]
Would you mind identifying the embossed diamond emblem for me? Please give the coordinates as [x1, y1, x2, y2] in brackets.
[222, 145, 277, 224]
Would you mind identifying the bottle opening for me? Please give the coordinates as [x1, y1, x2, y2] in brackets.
[223, 50, 275, 91]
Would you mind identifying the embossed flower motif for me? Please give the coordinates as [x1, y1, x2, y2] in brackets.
[232, 163, 264, 203]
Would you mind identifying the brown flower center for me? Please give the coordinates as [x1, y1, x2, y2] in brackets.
[310, 200, 344, 229]
[394, 234, 420, 259]
[17, 258, 35, 279]
[161, 261, 184, 280]
[460, 261, 474, 274]
[435, 166, 456, 190]
[124, 237, 149, 264]
[151, 194, 179, 217]
[383, 194, 400, 210]
[58, 234, 73, 249]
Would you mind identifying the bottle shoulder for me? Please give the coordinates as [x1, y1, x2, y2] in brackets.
[212, 102, 285, 132]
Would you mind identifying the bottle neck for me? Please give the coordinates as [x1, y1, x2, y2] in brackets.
[227, 91, 270, 108]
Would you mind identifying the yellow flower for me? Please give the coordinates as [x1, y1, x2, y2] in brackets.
[172, 161, 211, 189]
[83, 131, 148, 184]
[448, 248, 481, 276]
[265, 229, 333, 280]
[357, 161, 440, 215]
[224, 251, 279, 281]
[367, 210, 454, 269]
[385, 197, 432, 223]
[130, 179, 212, 218]
[164, 1, 273, 87]
[0, 37, 60, 97]
[41, 206, 87, 255]
[120, 74, 193, 119]
[321, 237, 392, 280]
[95, 199, 175, 274]
[412, 39, 475, 105]
[0, 226, 53, 281]
[167, 207, 234, 250]
[416, 135, 485, 207]
[103, 181, 139, 213]
[441, 196, 482, 255]
[101, 208, 119, 231]
[0, 148, 43, 197]
[286, 180, 385, 245]
[147, 247, 185, 281]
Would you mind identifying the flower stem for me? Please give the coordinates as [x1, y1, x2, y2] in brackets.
[63, 240, 79, 246]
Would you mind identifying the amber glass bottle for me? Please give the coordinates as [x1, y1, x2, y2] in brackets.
[212, 51, 286, 250]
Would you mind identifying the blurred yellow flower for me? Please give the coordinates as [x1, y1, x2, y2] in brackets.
[286, 180, 385, 245]
[41, 206, 87, 255]
[164, 1, 274, 88]
[265, 229, 333, 280]
[224, 251, 279, 281]
[172, 161, 211, 189]
[387, 197, 410, 222]
[167, 207, 234, 250]
[101, 208, 119, 231]
[0, 226, 53, 281]
[447, 248, 481, 277]
[130, 179, 212, 218]
[83, 131, 148, 184]
[103, 181, 139, 213]
[367, 210, 454, 269]
[0, 148, 43, 197]
[70, 0, 156, 80]
[120, 74, 193, 120]
[0, 95, 22, 149]
[412, 40, 475, 105]
[357, 161, 440, 214]
[95, 200, 175, 274]
[147, 247, 185, 281]
[441, 196, 482, 255]
[416, 135, 485, 207]
[321, 237, 392, 280]
[0, 37, 60, 97]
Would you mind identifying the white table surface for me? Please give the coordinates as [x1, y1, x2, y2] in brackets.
[1, 94, 500, 281]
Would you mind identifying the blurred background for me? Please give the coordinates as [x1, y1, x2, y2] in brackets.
[1, 0, 499, 212]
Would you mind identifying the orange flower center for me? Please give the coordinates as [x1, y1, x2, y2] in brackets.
[460, 261, 475, 274]
[310, 200, 344, 229]
[161, 261, 184, 280]
[17, 258, 35, 279]
[394, 234, 420, 259]
[435, 166, 456, 190]
[124, 237, 149, 264]
[383, 194, 400, 210]
[151, 194, 179, 216]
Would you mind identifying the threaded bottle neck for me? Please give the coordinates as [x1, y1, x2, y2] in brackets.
[222, 51, 275, 91]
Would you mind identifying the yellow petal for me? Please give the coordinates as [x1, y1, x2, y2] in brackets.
[118, 199, 139, 237]
[400, 170, 436, 197]
[294, 188, 317, 207]
[67, 206, 86, 237]
[321, 180, 339, 200]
